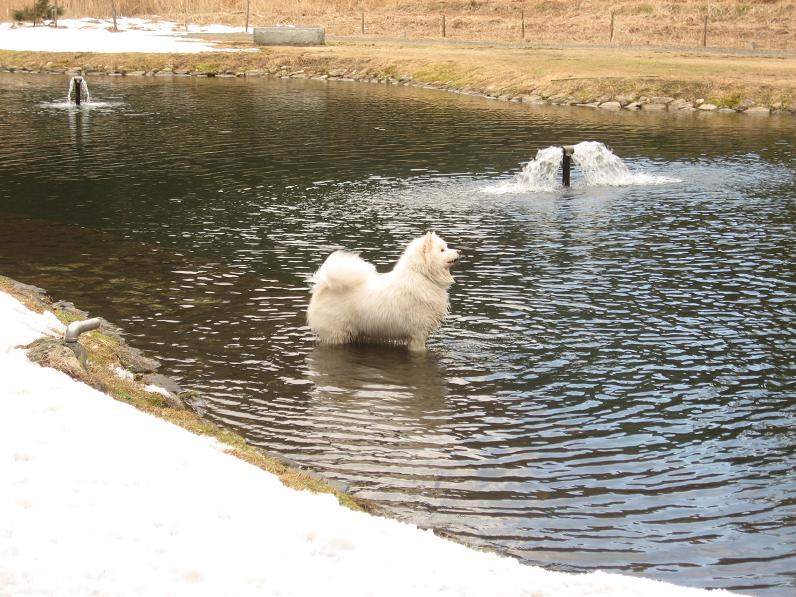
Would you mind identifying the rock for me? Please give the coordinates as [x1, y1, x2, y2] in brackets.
[142, 373, 184, 395]
[52, 300, 87, 319]
[245, 70, 264, 77]
[745, 106, 770, 115]
[698, 103, 718, 111]
[718, 108, 736, 113]
[668, 98, 690, 110]
[625, 102, 642, 110]
[643, 103, 667, 110]
[6, 279, 50, 307]
[117, 345, 160, 374]
[142, 373, 188, 410]
[577, 102, 600, 108]
[520, 94, 545, 105]
[695, 98, 705, 106]
[126, 70, 145, 76]
[599, 101, 622, 111]
[650, 96, 675, 104]
[26, 337, 86, 379]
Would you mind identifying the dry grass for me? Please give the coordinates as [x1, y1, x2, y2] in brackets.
[1, 1, 794, 50]
[3, 36, 794, 109]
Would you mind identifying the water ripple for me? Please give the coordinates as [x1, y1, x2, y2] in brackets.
[0, 73, 794, 594]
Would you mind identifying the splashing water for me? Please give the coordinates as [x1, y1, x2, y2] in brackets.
[67, 77, 90, 104]
[484, 141, 679, 194]
[485, 146, 563, 193]
[573, 141, 675, 186]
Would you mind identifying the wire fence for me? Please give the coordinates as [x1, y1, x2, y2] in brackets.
[1, 1, 794, 51]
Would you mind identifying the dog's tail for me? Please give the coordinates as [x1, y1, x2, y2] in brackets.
[308, 251, 376, 294]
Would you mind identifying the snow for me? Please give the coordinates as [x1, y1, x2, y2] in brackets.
[113, 365, 134, 380]
[0, 17, 248, 53]
[144, 382, 171, 397]
[0, 288, 738, 595]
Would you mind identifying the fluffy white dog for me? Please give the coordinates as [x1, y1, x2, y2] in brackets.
[307, 232, 460, 351]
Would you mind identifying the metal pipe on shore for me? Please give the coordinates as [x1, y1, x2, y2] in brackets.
[64, 317, 102, 344]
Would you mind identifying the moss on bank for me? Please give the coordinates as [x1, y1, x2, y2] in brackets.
[1, 274, 373, 514]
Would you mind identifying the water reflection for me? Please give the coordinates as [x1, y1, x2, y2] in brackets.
[306, 345, 448, 423]
[66, 104, 93, 145]
[0, 73, 794, 595]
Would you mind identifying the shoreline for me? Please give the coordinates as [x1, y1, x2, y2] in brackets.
[0, 274, 374, 515]
[1, 40, 794, 117]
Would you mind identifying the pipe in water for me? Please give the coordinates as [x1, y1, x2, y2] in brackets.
[562, 145, 575, 187]
[72, 76, 83, 106]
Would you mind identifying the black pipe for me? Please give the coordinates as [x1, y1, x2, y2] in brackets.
[73, 77, 82, 106]
[562, 147, 571, 187]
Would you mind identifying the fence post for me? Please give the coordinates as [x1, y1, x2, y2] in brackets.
[183, 1, 189, 32]
[702, 13, 708, 47]
[361, 12, 365, 34]
[610, 11, 615, 42]
[442, 13, 446, 38]
[521, 9, 525, 41]
[245, 0, 250, 33]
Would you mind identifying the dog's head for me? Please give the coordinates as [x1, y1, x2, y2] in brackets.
[402, 231, 460, 286]
[422, 231, 460, 269]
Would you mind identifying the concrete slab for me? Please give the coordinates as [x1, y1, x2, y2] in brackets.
[253, 26, 325, 46]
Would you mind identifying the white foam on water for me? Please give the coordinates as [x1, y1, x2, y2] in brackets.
[483, 146, 564, 194]
[572, 141, 679, 186]
[483, 141, 680, 194]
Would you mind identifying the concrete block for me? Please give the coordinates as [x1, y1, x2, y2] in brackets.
[253, 26, 325, 46]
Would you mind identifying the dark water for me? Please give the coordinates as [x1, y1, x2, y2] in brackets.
[1, 73, 794, 594]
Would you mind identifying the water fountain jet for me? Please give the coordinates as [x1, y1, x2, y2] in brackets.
[484, 141, 678, 194]
[67, 76, 90, 106]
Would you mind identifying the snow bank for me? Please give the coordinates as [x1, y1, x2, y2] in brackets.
[0, 289, 735, 596]
[0, 17, 247, 53]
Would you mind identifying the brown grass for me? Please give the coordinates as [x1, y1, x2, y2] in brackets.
[1, 1, 794, 50]
[3, 37, 794, 109]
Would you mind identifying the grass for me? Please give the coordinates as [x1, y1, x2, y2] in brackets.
[2, 40, 794, 110]
[1, 274, 373, 514]
[2, 0, 794, 50]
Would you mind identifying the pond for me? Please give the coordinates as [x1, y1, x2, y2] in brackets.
[0, 73, 794, 595]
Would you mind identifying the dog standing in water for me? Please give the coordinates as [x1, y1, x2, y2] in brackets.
[307, 232, 460, 351]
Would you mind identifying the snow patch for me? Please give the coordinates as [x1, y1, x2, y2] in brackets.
[0, 17, 248, 53]
[0, 288, 738, 596]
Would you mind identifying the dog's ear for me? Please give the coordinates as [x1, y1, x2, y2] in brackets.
[422, 231, 434, 253]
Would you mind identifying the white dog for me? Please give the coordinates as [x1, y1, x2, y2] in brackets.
[307, 232, 460, 351]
